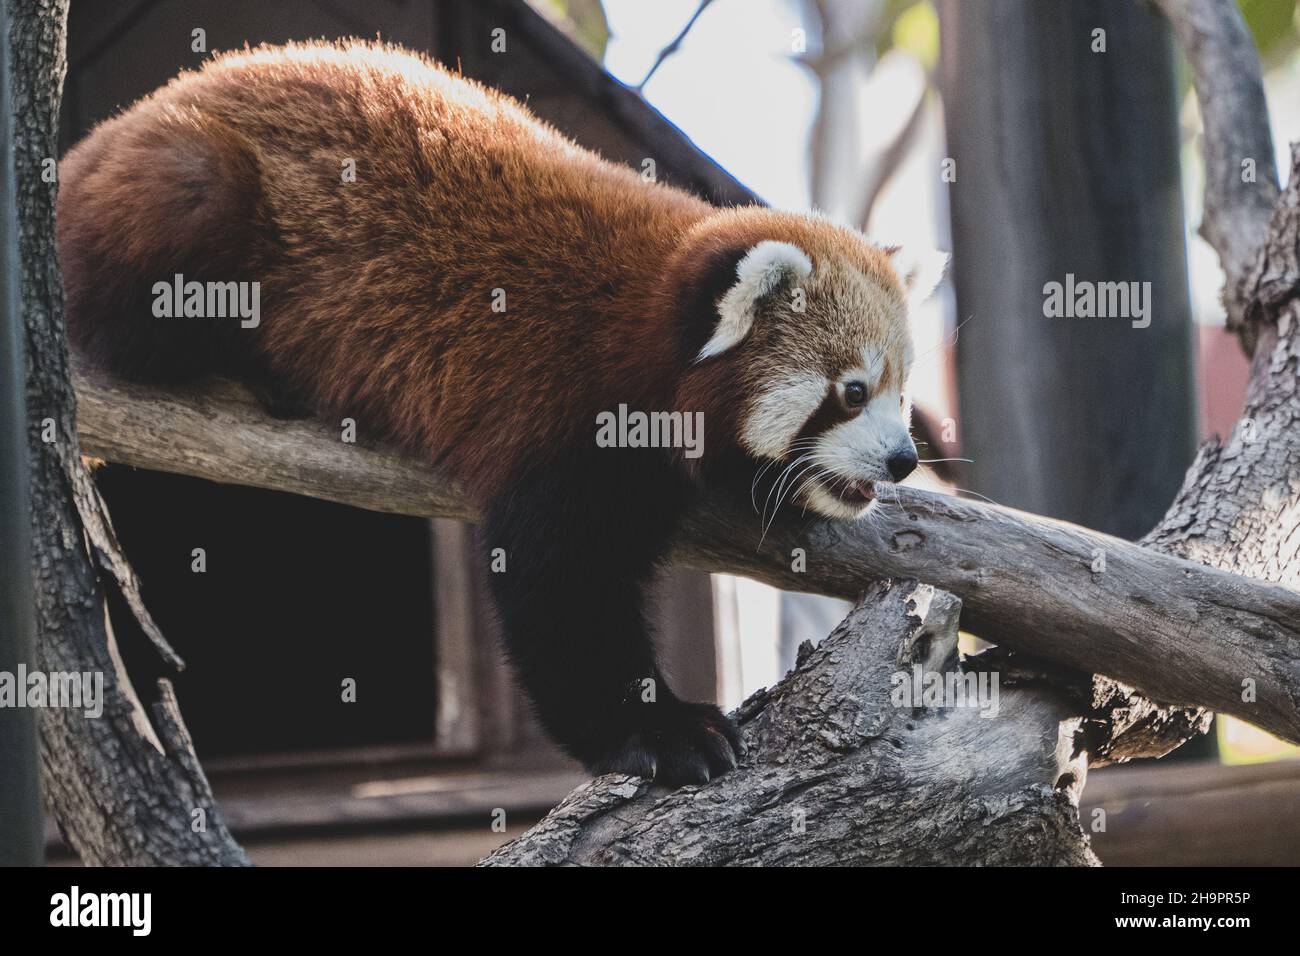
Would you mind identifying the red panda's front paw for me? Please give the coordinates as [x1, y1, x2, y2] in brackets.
[592, 701, 744, 787]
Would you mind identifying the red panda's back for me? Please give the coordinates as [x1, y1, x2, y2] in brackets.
[58, 42, 712, 495]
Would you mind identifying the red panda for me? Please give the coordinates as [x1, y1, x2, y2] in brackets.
[57, 42, 939, 785]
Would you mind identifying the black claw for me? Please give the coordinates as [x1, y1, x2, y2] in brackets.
[663, 759, 710, 787]
[585, 700, 745, 788]
[593, 735, 657, 779]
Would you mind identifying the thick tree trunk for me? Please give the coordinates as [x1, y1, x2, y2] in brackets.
[9, 0, 246, 865]
[0, 0, 43, 866]
[939, 0, 1194, 540]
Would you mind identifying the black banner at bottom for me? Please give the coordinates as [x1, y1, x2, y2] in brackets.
[4, 865, 1287, 940]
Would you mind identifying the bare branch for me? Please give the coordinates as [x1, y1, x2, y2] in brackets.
[73, 360, 1300, 749]
[1151, 0, 1280, 333]
[856, 86, 928, 230]
[635, 0, 715, 91]
[798, 0, 881, 76]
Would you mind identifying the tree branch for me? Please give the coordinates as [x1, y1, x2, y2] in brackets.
[74, 358, 1300, 749]
[482, 580, 1100, 866]
[1125, 153, 1300, 748]
[635, 0, 715, 91]
[1134, 4, 1300, 734]
[1151, 0, 1280, 335]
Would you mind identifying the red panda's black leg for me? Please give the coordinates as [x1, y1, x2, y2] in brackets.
[483, 449, 743, 786]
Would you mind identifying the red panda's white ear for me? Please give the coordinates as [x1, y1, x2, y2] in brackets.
[696, 240, 812, 362]
[888, 245, 948, 310]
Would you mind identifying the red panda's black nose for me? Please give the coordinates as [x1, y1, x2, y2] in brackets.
[887, 448, 918, 482]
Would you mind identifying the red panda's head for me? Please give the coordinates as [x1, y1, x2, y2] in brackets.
[672, 209, 945, 521]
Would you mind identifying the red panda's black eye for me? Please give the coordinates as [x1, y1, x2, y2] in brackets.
[844, 382, 867, 407]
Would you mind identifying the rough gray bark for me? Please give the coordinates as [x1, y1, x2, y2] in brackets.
[483, 580, 1099, 866]
[74, 361, 1300, 751]
[10, 0, 246, 865]
[75, 365, 475, 522]
[679, 486, 1297, 747]
[0, 0, 43, 865]
[1120, 155, 1300, 757]
[1117, 2, 1299, 758]
[1142, 158, 1300, 585]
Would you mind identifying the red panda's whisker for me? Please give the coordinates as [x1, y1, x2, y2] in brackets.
[767, 453, 836, 515]
[773, 459, 831, 516]
[792, 468, 836, 517]
[761, 454, 836, 542]
[761, 453, 820, 526]
[769, 455, 832, 522]
[911, 314, 976, 369]
[911, 470, 1003, 507]
[750, 439, 822, 508]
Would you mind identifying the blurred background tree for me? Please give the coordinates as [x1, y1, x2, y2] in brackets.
[533, 0, 611, 58]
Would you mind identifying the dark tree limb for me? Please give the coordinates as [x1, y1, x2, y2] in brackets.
[0, 0, 42, 866]
[10, 0, 245, 865]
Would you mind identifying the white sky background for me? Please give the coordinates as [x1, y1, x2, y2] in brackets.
[602, 0, 817, 211]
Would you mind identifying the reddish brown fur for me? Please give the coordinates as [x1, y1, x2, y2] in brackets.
[58, 41, 904, 502]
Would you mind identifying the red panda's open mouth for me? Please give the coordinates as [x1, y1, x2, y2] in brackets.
[829, 479, 876, 505]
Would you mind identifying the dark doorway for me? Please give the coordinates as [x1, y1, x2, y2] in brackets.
[100, 466, 437, 760]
